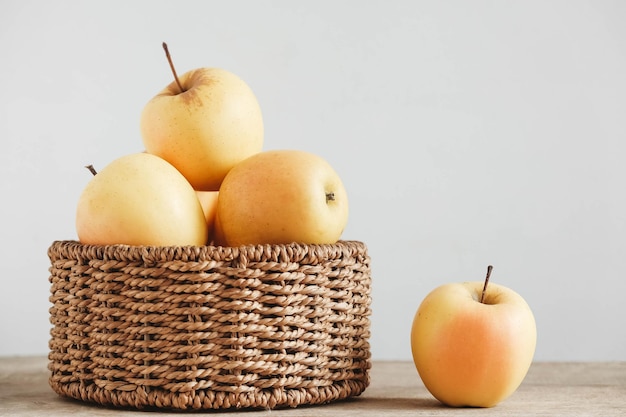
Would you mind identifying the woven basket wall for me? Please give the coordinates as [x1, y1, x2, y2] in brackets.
[47, 239, 372, 410]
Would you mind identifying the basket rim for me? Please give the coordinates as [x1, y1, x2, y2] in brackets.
[48, 239, 369, 265]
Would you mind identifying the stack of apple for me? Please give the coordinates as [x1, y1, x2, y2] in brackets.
[76, 44, 348, 247]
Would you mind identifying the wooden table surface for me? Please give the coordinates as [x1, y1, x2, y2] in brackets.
[1, 357, 624, 416]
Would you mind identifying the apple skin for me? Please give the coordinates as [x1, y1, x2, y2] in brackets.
[211, 208, 227, 246]
[410, 281, 537, 408]
[196, 190, 219, 243]
[140, 67, 264, 191]
[76, 153, 208, 246]
[216, 150, 349, 246]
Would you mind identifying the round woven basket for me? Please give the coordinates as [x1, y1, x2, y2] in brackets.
[47, 239, 371, 410]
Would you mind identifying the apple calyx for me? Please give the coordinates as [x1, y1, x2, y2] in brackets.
[480, 265, 493, 304]
[85, 164, 97, 176]
[162, 42, 185, 94]
[326, 192, 335, 203]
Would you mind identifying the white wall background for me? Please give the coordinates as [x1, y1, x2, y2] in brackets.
[1, 0, 625, 361]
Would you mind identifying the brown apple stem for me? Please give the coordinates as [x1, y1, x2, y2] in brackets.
[480, 265, 493, 304]
[326, 192, 335, 203]
[162, 42, 184, 93]
[85, 164, 97, 176]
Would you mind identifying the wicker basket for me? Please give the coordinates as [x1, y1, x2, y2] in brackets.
[47, 239, 372, 410]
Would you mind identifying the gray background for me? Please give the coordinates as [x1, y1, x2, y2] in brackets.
[1, 0, 625, 361]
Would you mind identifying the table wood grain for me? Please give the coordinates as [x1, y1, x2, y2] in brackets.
[1, 357, 624, 416]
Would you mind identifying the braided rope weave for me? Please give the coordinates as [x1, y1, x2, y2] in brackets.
[48, 240, 371, 410]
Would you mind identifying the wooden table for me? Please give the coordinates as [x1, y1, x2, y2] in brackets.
[1, 357, 624, 416]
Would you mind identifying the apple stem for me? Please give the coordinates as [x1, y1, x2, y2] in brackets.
[326, 192, 335, 203]
[480, 265, 493, 304]
[162, 42, 185, 94]
[85, 164, 97, 176]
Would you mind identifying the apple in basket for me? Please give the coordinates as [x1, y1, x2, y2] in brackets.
[196, 190, 219, 243]
[140, 43, 264, 191]
[216, 150, 349, 246]
[76, 153, 208, 246]
[410, 266, 537, 407]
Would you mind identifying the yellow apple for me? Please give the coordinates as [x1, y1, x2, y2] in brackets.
[217, 150, 349, 246]
[196, 190, 219, 241]
[140, 44, 264, 191]
[211, 208, 227, 246]
[76, 153, 208, 246]
[410, 267, 536, 407]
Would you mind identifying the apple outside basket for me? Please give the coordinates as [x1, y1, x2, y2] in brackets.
[47, 239, 372, 410]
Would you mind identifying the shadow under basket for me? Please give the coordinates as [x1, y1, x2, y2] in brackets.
[47, 239, 372, 411]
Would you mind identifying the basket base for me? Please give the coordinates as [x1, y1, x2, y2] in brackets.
[49, 377, 370, 410]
